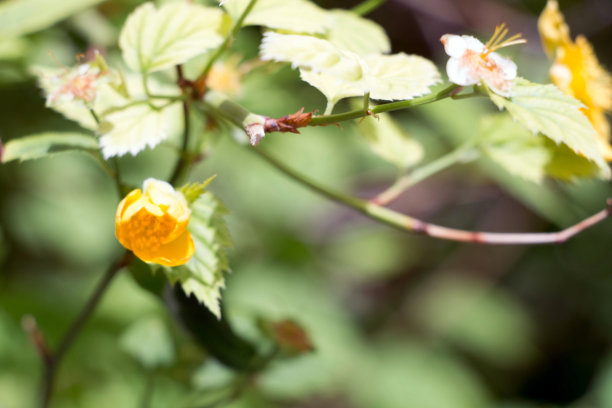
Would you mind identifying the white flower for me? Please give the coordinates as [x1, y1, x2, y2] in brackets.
[441, 24, 525, 97]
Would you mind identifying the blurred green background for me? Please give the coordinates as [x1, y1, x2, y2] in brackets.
[1, 0, 612, 407]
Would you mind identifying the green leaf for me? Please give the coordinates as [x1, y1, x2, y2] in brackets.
[326, 9, 390, 54]
[261, 33, 365, 83]
[119, 316, 175, 369]
[480, 114, 608, 183]
[357, 112, 424, 169]
[479, 115, 551, 184]
[488, 77, 610, 177]
[0, 0, 105, 39]
[164, 192, 232, 319]
[99, 101, 181, 158]
[1, 132, 97, 163]
[263, 34, 439, 108]
[223, 0, 330, 34]
[119, 2, 224, 73]
[364, 53, 441, 101]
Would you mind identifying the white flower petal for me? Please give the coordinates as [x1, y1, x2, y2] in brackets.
[446, 57, 479, 86]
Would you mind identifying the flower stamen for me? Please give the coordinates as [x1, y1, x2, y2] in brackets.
[482, 23, 527, 57]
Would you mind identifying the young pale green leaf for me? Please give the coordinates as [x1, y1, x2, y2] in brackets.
[0, 0, 104, 39]
[223, 0, 330, 34]
[119, 2, 224, 73]
[479, 114, 609, 183]
[261, 33, 365, 82]
[299, 69, 363, 114]
[119, 316, 175, 369]
[262, 34, 440, 107]
[326, 9, 390, 54]
[488, 78, 610, 177]
[164, 192, 232, 319]
[99, 101, 181, 158]
[479, 115, 552, 184]
[357, 113, 424, 169]
[1, 132, 97, 163]
[364, 53, 441, 101]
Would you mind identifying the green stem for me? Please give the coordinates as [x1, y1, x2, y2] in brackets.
[200, 0, 259, 80]
[352, 0, 387, 16]
[250, 148, 612, 245]
[372, 143, 479, 206]
[309, 84, 459, 126]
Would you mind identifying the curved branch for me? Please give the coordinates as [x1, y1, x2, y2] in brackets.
[252, 148, 611, 245]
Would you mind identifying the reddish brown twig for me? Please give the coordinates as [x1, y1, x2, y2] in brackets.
[264, 108, 313, 134]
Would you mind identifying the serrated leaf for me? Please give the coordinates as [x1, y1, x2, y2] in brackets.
[488, 77, 610, 177]
[99, 101, 180, 158]
[479, 114, 608, 183]
[261, 33, 365, 82]
[119, 316, 175, 369]
[223, 0, 330, 34]
[364, 53, 441, 101]
[0, 0, 104, 39]
[357, 113, 424, 169]
[1, 132, 97, 163]
[263, 34, 439, 108]
[164, 192, 232, 319]
[119, 2, 224, 73]
[327, 9, 390, 54]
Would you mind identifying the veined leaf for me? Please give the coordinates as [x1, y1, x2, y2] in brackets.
[164, 192, 232, 319]
[119, 2, 224, 73]
[223, 0, 330, 34]
[1, 132, 97, 163]
[364, 53, 441, 101]
[261, 32, 365, 82]
[299, 69, 363, 113]
[99, 101, 180, 158]
[357, 112, 424, 169]
[489, 77, 610, 177]
[265, 34, 439, 108]
[327, 9, 390, 54]
[119, 316, 175, 369]
[0, 0, 104, 39]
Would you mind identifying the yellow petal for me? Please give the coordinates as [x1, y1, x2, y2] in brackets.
[538, 0, 571, 57]
[142, 229, 195, 267]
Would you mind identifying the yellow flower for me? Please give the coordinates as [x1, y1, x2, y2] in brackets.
[538, 0, 612, 160]
[116, 178, 194, 267]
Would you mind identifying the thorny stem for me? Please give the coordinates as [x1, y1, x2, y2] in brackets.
[38, 251, 132, 408]
[309, 84, 460, 126]
[371, 142, 479, 206]
[352, 0, 388, 16]
[199, 0, 259, 80]
[252, 148, 612, 245]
